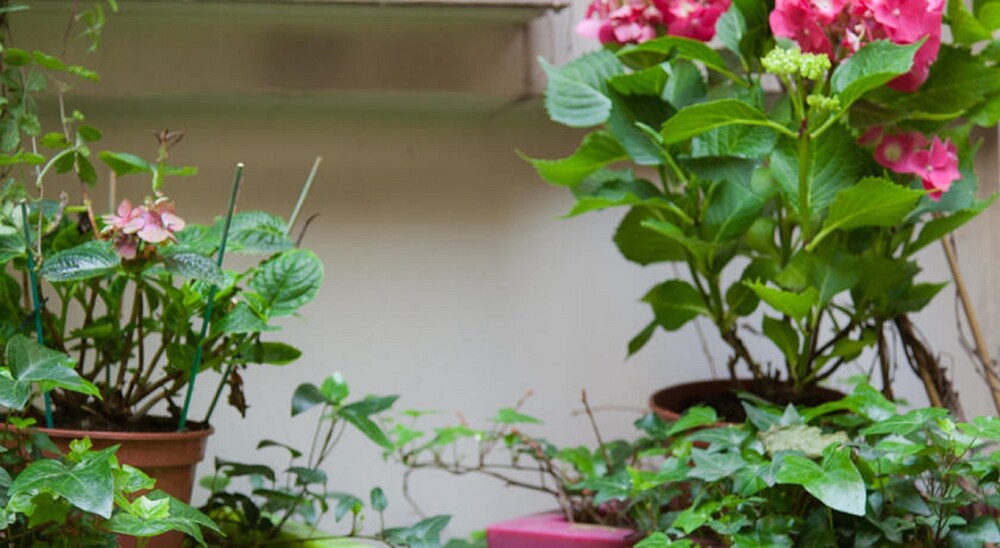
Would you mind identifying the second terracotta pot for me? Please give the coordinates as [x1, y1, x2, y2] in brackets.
[649, 379, 845, 424]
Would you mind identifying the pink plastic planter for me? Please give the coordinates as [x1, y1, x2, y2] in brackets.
[486, 512, 635, 547]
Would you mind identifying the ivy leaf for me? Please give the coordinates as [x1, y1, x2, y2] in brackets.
[689, 449, 746, 481]
[831, 40, 920, 108]
[8, 446, 117, 518]
[775, 448, 865, 516]
[540, 50, 623, 128]
[248, 249, 323, 316]
[661, 99, 777, 144]
[522, 131, 627, 187]
[0, 335, 98, 409]
[860, 407, 949, 436]
[370, 487, 389, 512]
[667, 406, 717, 436]
[40, 240, 119, 282]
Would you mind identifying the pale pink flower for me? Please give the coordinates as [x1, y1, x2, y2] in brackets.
[873, 131, 927, 172]
[909, 136, 960, 200]
[102, 199, 142, 233]
[134, 198, 186, 244]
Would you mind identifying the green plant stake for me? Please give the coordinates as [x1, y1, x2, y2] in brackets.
[19, 202, 54, 428]
[178, 163, 244, 431]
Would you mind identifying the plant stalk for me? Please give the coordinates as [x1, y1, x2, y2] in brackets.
[177, 163, 243, 430]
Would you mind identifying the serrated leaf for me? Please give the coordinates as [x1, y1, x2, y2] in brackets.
[224, 211, 293, 255]
[213, 302, 278, 335]
[908, 197, 995, 255]
[540, 50, 623, 128]
[702, 180, 766, 244]
[40, 240, 118, 282]
[831, 40, 920, 108]
[661, 99, 777, 144]
[160, 247, 224, 286]
[613, 209, 687, 265]
[617, 36, 733, 79]
[248, 249, 323, 316]
[809, 178, 923, 250]
[745, 281, 817, 320]
[524, 131, 627, 187]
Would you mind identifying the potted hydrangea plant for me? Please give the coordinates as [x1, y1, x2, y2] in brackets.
[0, 1, 324, 530]
[524, 0, 1000, 419]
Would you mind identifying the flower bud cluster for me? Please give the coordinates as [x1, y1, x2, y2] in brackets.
[762, 48, 831, 81]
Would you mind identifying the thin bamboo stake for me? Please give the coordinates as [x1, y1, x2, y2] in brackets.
[287, 156, 321, 236]
[177, 163, 244, 430]
[20, 203, 53, 428]
[939, 232, 1000, 415]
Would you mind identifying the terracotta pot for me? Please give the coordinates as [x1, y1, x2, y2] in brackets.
[486, 512, 636, 547]
[649, 379, 845, 424]
[39, 424, 213, 548]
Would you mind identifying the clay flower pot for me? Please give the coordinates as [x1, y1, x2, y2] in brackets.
[486, 512, 636, 547]
[649, 379, 844, 423]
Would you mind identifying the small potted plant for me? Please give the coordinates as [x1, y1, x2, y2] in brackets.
[0, 0, 324, 518]
[197, 373, 455, 547]
[385, 391, 711, 546]
[653, 380, 1000, 546]
[0, 335, 222, 545]
[522, 0, 1000, 418]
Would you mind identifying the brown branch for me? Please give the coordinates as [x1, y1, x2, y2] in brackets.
[581, 390, 611, 470]
[938, 231, 1000, 416]
[722, 329, 763, 379]
[876, 322, 895, 401]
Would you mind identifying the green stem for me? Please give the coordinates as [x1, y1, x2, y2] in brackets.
[20, 202, 53, 428]
[287, 156, 322, 236]
[177, 163, 243, 431]
[798, 128, 812, 245]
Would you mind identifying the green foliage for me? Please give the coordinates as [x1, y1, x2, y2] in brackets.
[523, 0, 996, 394]
[198, 376, 445, 547]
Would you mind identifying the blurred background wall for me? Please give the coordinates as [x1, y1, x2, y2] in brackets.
[16, 0, 1000, 538]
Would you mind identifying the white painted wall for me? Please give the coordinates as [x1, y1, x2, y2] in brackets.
[15, 1, 1000, 539]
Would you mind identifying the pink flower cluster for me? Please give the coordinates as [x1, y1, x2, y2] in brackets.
[102, 196, 186, 259]
[576, 0, 729, 45]
[770, 0, 942, 91]
[861, 128, 960, 199]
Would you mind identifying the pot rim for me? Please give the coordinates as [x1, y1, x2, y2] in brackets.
[34, 424, 214, 442]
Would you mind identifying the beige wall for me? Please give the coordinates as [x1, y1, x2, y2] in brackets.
[15, 1, 1000, 538]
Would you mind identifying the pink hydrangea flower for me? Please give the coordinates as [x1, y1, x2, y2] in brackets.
[873, 131, 927, 172]
[662, 0, 729, 41]
[770, 0, 943, 90]
[861, 128, 959, 200]
[769, 0, 833, 55]
[577, 0, 663, 45]
[909, 136, 960, 199]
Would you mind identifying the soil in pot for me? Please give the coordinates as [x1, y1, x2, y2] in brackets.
[649, 379, 845, 424]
